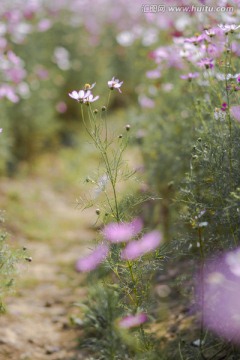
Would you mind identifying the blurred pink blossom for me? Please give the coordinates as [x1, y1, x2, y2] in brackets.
[121, 230, 162, 260]
[146, 69, 161, 79]
[138, 95, 155, 108]
[38, 19, 52, 32]
[180, 72, 199, 80]
[56, 101, 67, 113]
[230, 106, 240, 122]
[103, 218, 143, 244]
[75, 244, 109, 272]
[0, 85, 19, 102]
[119, 313, 147, 329]
[197, 58, 214, 69]
[197, 248, 240, 343]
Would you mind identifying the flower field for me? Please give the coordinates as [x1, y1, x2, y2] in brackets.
[0, 0, 240, 359]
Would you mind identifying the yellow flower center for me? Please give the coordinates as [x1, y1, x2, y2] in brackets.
[84, 83, 91, 90]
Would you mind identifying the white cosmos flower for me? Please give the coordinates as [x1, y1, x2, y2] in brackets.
[83, 92, 99, 104]
[218, 24, 240, 33]
[108, 77, 123, 93]
[68, 89, 90, 102]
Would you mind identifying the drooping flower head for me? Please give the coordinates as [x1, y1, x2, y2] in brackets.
[108, 77, 123, 93]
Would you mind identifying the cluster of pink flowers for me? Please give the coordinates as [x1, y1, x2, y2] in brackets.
[140, 0, 240, 107]
[76, 218, 162, 273]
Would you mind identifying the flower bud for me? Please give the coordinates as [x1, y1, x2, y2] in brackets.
[125, 124, 131, 131]
[96, 209, 100, 215]
[93, 109, 98, 114]
[102, 106, 106, 111]
[118, 134, 123, 139]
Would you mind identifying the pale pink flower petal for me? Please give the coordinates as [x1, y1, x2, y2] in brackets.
[121, 230, 162, 260]
[196, 248, 240, 343]
[230, 106, 240, 122]
[76, 244, 108, 272]
[119, 313, 148, 329]
[103, 218, 143, 244]
[69, 90, 79, 100]
[108, 77, 123, 93]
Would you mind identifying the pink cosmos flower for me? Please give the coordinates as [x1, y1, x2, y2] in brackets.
[180, 72, 199, 81]
[184, 34, 208, 44]
[83, 92, 99, 104]
[108, 77, 123, 93]
[230, 106, 240, 122]
[196, 248, 240, 343]
[68, 89, 90, 103]
[118, 313, 148, 329]
[75, 244, 109, 272]
[197, 58, 214, 69]
[103, 218, 143, 244]
[121, 230, 162, 260]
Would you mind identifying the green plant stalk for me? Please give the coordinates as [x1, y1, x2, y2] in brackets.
[81, 100, 149, 350]
[198, 226, 206, 360]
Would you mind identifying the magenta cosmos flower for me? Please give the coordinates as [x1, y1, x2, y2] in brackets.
[75, 244, 108, 272]
[118, 313, 148, 329]
[103, 218, 143, 244]
[108, 77, 123, 93]
[121, 230, 162, 260]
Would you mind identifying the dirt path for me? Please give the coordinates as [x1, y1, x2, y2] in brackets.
[0, 155, 96, 360]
